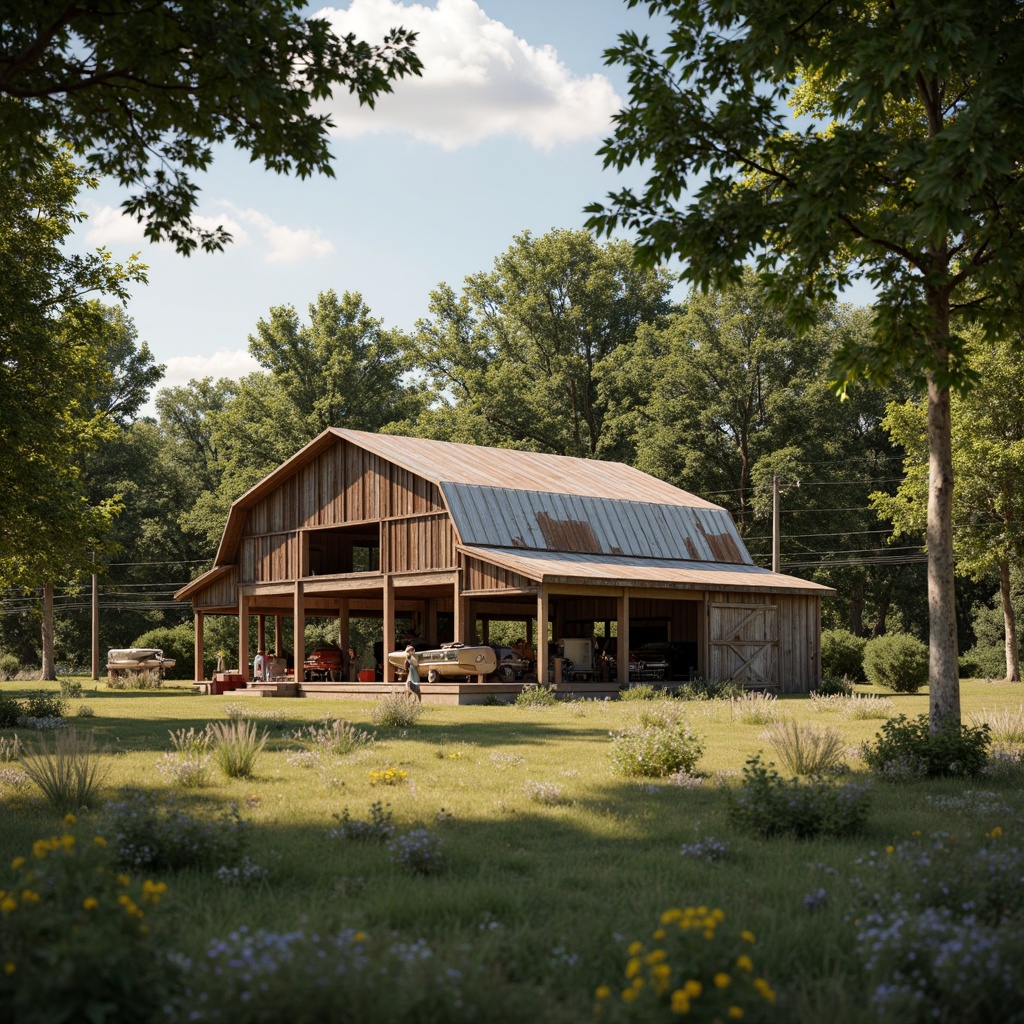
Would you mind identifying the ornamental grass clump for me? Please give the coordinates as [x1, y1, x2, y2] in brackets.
[19, 727, 108, 814]
[971, 704, 1024, 750]
[207, 718, 267, 779]
[609, 722, 704, 778]
[372, 691, 425, 727]
[0, 734, 21, 762]
[731, 691, 779, 725]
[157, 726, 213, 788]
[0, 815, 176, 1024]
[619, 684, 659, 701]
[763, 719, 846, 776]
[293, 716, 375, 755]
[839, 694, 896, 720]
[593, 906, 777, 1021]
[728, 754, 871, 840]
[97, 787, 247, 873]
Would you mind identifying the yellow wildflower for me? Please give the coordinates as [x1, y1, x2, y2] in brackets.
[627, 940, 644, 956]
[653, 928, 666, 940]
[712, 909, 725, 922]
[10, 856, 24, 871]
[714, 972, 731, 989]
[31, 840, 49, 860]
[625, 957, 642, 979]
[684, 979, 702, 998]
[670, 990, 690, 1014]
[117, 874, 131, 888]
[754, 978, 776, 1004]
[63, 813, 77, 827]
[645, 949, 667, 965]
[93, 836, 108, 848]
[728, 1007, 744, 1019]
[594, 986, 611, 1000]
[622, 988, 640, 1003]
[1, 897, 16, 913]
[60, 834, 76, 851]
[82, 897, 98, 911]
[740, 930, 756, 944]
[20, 890, 40, 905]
[4, 963, 14, 975]
[141, 880, 168, 903]
[660, 909, 683, 924]
[703, 929, 715, 940]
[354, 931, 367, 943]
[885, 845, 894, 854]
[989, 826, 1003, 839]
[736, 954, 753, 972]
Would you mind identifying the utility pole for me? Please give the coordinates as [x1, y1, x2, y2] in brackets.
[91, 551, 99, 681]
[772, 475, 780, 573]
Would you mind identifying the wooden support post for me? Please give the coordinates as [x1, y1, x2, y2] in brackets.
[339, 599, 350, 651]
[617, 589, 630, 686]
[383, 574, 395, 682]
[257, 615, 265, 654]
[194, 611, 205, 682]
[481, 616, 490, 644]
[239, 595, 250, 682]
[294, 581, 305, 675]
[537, 589, 549, 682]
[274, 615, 283, 657]
[453, 569, 464, 643]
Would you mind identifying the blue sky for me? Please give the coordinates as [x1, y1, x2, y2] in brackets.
[70, 0, 666, 396]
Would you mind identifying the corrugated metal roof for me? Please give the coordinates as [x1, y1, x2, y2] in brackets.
[460, 545, 834, 595]
[330, 428, 722, 508]
[443, 484, 751, 564]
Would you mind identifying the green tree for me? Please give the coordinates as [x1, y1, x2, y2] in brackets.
[586, 0, 1024, 730]
[0, 1, 420, 253]
[249, 290, 423, 437]
[874, 337, 1024, 681]
[414, 229, 673, 456]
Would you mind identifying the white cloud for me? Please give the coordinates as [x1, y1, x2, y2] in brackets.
[221, 204, 335, 263]
[319, 0, 620, 150]
[82, 202, 332, 264]
[159, 349, 263, 392]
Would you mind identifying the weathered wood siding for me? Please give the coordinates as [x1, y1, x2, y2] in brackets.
[705, 590, 820, 692]
[463, 555, 533, 592]
[239, 534, 298, 584]
[385, 515, 456, 574]
[193, 567, 238, 610]
[241, 442, 443, 538]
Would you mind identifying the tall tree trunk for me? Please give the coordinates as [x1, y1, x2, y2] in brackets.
[848, 579, 866, 636]
[40, 581, 56, 681]
[926, 371, 960, 732]
[999, 558, 1020, 682]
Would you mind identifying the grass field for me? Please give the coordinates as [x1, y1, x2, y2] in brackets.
[2, 678, 1023, 1022]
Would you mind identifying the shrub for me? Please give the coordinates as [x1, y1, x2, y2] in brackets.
[813, 674, 855, 696]
[635, 700, 687, 729]
[523, 779, 564, 805]
[862, 632, 929, 692]
[0, 652, 19, 680]
[0, 816, 177, 1024]
[763, 719, 847, 775]
[728, 754, 871, 839]
[22, 693, 66, 719]
[75, 704, 95, 718]
[131, 622, 195, 680]
[820, 628, 867, 681]
[372, 691, 426, 726]
[330, 801, 395, 842]
[594, 906, 779, 1021]
[0, 694, 21, 727]
[609, 723, 704, 778]
[619, 684, 659, 701]
[388, 827, 445, 875]
[19, 728, 108, 813]
[514, 683, 559, 707]
[676, 677, 744, 700]
[731, 691, 779, 725]
[97, 787, 247, 872]
[207, 719, 267, 779]
[861, 714, 992, 778]
[59, 678, 83, 699]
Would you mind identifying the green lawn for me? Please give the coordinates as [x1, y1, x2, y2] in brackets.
[2, 678, 1023, 1022]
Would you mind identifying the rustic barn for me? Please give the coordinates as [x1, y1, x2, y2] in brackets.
[175, 429, 832, 701]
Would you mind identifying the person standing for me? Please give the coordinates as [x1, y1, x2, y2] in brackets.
[404, 645, 422, 702]
[253, 650, 265, 682]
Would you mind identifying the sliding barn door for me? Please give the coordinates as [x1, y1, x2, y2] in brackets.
[708, 602, 778, 685]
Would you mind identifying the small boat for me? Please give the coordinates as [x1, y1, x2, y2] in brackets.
[106, 648, 176, 674]
[387, 644, 498, 682]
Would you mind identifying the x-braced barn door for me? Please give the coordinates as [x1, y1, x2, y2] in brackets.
[708, 603, 778, 685]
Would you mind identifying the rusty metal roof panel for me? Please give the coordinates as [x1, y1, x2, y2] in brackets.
[443, 484, 752, 565]
[330, 428, 723, 508]
[460, 546, 834, 595]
